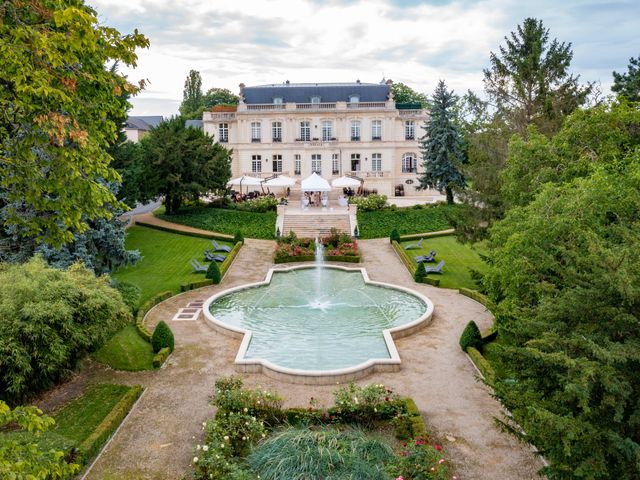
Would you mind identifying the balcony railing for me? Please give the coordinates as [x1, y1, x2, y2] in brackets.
[219, 137, 228, 143]
[210, 112, 236, 120]
[372, 136, 382, 141]
[251, 138, 261, 143]
[348, 170, 390, 178]
[296, 103, 336, 110]
[242, 171, 291, 178]
[347, 102, 387, 109]
[351, 136, 360, 141]
[399, 109, 425, 116]
[272, 137, 282, 142]
[246, 104, 286, 111]
[405, 135, 415, 140]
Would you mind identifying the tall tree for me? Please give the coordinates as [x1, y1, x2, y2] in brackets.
[417, 80, 466, 204]
[179, 70, 204, 119]
[612, 54, 640, 103]
[142, 117, 232, 214]
[0, 0, 148, 247]
[203, 88, 239, 108]
[484, 17, 592, 135]
[391, 82, 429, 107]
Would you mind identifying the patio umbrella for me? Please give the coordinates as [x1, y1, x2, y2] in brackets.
[301, 172, 331, 192]
[262, 175, 297, 188]
[227, 175, 263, 193]
[331, 176, 362, 188]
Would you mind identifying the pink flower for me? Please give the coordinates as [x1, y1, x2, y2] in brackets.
[396, 477, 404, 480]
[435, 444, 442, 451]
[415, 438, 425, 446]
[439, 458, 446, 464]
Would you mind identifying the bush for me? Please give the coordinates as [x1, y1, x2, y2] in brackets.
[459, 320, 483, 352]
[113, 280, 141, 315]
[350, 193, 388, 211]
[386, 439, 450, 480]
[151, 321, 174, 353]
[328, 383, 403, 425]
[0, 257, 131, 405]
[233, 231, 244, 244]
[206, 261, 221, 283]
[233, 196, 278, 212]
[390, 228, 400, 244]
[414, 262, 426, 282]
[152, 347, 171, 368]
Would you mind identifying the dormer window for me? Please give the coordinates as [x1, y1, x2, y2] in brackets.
[349, 95, 360, 103]
[273, 97, 283, 104]
[311, 96, 321, 104]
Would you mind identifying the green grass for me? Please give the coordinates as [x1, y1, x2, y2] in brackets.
[158, 206, 276, 239]
[113, 225, 233, 304]
[402, 235, 488, 289]
[357, 204, 458, 239]
[93, 325, 155, 371]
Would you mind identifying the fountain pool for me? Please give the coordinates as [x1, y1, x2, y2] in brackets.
[203, 265, 434, 384]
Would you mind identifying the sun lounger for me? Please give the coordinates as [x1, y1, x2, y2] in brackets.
[190, 258, 208, 272]
[211, 240, 232, 252]
[204, 250, 226, 262]
[404, 238, 424, 250]
[415, 250, 436, 263]
[424, 260, 445, 274]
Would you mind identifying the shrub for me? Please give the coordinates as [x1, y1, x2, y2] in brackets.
[206, 261, 222, 283]
[233, 196, 278, 212]
[459, 320, 483, 352]
[328, 383, 403, 425]
[390, 228, 401, 244]
[213, 376, 283, 426]
[112, 280, 141, 315]
[233, 231, 244, 244]
[0, 257, 131, 405]
[350, 194, 388, 211]
[386, 438, 450, 480]
[151, 321, 174, 353]
[414, 262, 426, 282]
[152, 347, 171, 368]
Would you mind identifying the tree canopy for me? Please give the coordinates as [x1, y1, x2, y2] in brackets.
[179, 69, 204, 119]
[391, 82, 429, 107]
[0, 0, 148, 247]
[612, 54, 640, 103]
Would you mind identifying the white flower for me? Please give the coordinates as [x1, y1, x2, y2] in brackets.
[242, 436, 247, 440]
[193, 457, 198, 463]
[202, 445, 209, 452]
[261, 433, 266, 438]
[374, 408, 378, 413]
[220, 443, 225, 448]
[202, 422, 206, 426]
[223, 435, 229, 441]
[354, 397, 359, 404]
[257, 400, 261, 405]
[244, 407, 248, 412]
[196, 444, 201, 450]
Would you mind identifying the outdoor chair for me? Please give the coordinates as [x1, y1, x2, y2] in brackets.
[404, 238, 424, 250]
[424, 260, 445, 274]
[204, 250, 226, 262]
[190, 258, 208, 273]
[211, 240, 232, 252]
[415, 250, 436, 263]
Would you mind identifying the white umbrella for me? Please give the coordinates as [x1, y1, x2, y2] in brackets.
[262, 175, 297, 188]
[227, 175, 263, 193]
[301, 172, 331, 192]
[331, 176, 361, 188]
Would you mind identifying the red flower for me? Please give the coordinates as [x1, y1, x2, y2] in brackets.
[435, 445, 442, 451]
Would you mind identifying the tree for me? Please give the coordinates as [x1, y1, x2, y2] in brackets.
[417, 80, 466, 204]
[0, 401, 79, 478]
[180, 70, 204, 119]
[483, 17, 592, 135]
[203, 88, 239, 108]
[110, 140, 149, 207]
[0, 0, 148, 247]
[141, 117, 232, 214]
[391, 82, 429, 107]
[612, 54, 640, 103]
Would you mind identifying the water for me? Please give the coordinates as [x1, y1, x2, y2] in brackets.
[209, 268, 428, 371]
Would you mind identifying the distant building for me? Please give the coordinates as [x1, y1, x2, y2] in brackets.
[185, 119, 203, 129]
[202, 80, 435, 197]
[124, 116, 164, 142]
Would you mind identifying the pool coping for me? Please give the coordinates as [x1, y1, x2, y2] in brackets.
[201, 265, 435, 385]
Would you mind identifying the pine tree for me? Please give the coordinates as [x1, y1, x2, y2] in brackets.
[612, 54, 640, 103]
[418, 80, 466, 204]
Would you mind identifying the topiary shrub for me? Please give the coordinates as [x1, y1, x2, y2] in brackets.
[234, 231, 244, 244]
[459, 320, 483, 352]
[414, 262, 426, 282]
[151, 321, 174, 353]
[390, 229, 400, 244]
[206, 261, 222, 283]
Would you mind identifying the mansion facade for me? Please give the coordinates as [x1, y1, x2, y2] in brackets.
[202, 80, 434, 197]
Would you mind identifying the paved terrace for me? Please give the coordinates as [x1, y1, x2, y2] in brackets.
[45, 230, 541, 479]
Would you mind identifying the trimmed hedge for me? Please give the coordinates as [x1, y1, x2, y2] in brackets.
[458, 287, 489, 306]
[459, 320, 483, 352]
[76, 385, 143, 463]
[134, 220, 234, 241]
[206, 261, 222, 283]
[399, 229, 456, 241]
[135, 290, 173, 342]
[152, 347, 171, 368]
[219, 242, 242, 279]
[274, 254, 361, 264]
[181, 279, 214, 292]
[467, 347, 496, 384]
[391, 240, 440, 287]
[151, 321, 174, 353]
[390, 229, 401, 244]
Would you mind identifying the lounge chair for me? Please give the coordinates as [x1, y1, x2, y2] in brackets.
[424, 260, 445, 274]
[204, 250, 226, 262]
[415, 250, 436, 263]
[190, 258, 208, 273]
[211, 240, 232, 252]
[404, 238, 424, 250]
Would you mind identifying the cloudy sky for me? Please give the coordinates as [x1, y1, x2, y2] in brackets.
[88, 0, 639, 116]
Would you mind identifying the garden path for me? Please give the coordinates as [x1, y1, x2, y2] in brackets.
[79, 237, 541, 479]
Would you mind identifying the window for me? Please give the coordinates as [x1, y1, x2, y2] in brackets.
[300, 121, 310, 141]
[294, 154, 301, 175]
[272, 154, 282, 173]
[272, 122, 282, 142]
[402, 153, 417, 173]
[371, 153, 382, 172]
[372, 120, 381, 140]
[252, 155, 262, 173]
[349, 95, 359, 103]
[218, 123, 228, 143]
[350, 120, 360, 141]
[351, 153, 361, 172]
[405, 121, 415, 140]
[311, 96, 321, 104]
[251, 122, 261, 142]
[311, 154, 322, 174]
[332, 153, 340, 175]
[322, 121, 332, 141]
[273, 97, 283, 104]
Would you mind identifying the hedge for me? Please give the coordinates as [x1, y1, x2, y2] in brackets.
[402, 397, 427, 439]
[467, 347, 496, 384]
[76, 385, 143, 463]
[152, 347, 171, 368]
[134, 220, 234, 241]
[458, 287, 489, 307]
[135, 290, 173, 342]
[274, 254, 361, 264]
[181, 279, 214, 292]
[391, 240, 440, 287]
[179, 241, 242, 290]
[399, 229, 456, 241]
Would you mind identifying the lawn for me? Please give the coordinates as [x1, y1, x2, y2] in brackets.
[93, 325, 155, 371]
[113, 225, 233, 304]
[357, 204, 458, 239]
[401, 235, 488, 289]
[158, 206, 276, 239]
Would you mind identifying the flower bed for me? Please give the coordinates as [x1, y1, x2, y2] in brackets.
[190, 377, 453, 479]
[274, 229, 361, 263]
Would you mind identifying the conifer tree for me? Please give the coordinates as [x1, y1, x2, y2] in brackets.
[612, 54, 640, 103]
[418, 80, 466, 204]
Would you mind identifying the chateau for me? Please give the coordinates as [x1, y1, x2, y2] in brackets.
[202, 80, 437, 198]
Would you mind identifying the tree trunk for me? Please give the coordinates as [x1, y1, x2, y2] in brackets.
[171, 195, 182, 214]
[164, 193, 173, 215]
[445, 186, 454, 205]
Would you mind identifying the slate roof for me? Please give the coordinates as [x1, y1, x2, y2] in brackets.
[185, 119, 203, 129]
[242, 82, 389, 104]
[125, 116, 164, 131]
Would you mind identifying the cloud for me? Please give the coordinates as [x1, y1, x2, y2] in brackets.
[88, 0, 639, 115]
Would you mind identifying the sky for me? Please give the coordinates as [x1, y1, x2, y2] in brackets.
[88, 0, 640, 116]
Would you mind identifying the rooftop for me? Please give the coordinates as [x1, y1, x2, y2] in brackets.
[125, 116, 164, 131]
[242, 81, 390, 104]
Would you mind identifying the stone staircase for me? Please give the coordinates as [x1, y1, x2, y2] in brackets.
[282, 213, 351, 239]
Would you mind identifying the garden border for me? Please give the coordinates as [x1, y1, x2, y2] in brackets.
[134, 220, 234, 241]
[274, 254, 361, 264]
[399, 228, 456, 241]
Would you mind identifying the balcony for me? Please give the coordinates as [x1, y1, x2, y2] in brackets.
[272, 137, 282, 143]
[372, 136, 382, 141]
[209, 112, 236, 120]
[245, 104, 286, 111]
[405, 135, 415, 140]
[351, 136, 360, 142]
[219, 137, 229, 143]
[402, 167, 417, 173]
[296, 103, 336, 110]
[347, 102, 387, 109]
[348, 170, 390, 178]
[251, 138, 261, 143]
